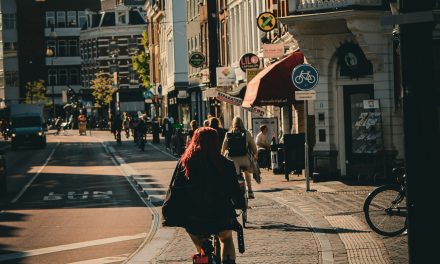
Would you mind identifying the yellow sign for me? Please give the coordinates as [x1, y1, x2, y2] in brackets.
[246, 69, 262, 83]
[257, 12, 277, 32]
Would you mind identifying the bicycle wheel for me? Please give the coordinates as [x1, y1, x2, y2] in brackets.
[363, 184, 407, 236]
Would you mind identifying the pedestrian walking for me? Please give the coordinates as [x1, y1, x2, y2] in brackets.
[186, 120, 198, 147]
[255, 125, 271, 169]
[209, 117, 227, 148]
[221, 116, 258, 199]
[162, 127, 245, 264]
[137, 116, 148, 151]
[113, 113, 122, 144]
[152, 116, 160, 144]
[122, 112, 131, 139]
[161, 118, 172, 150]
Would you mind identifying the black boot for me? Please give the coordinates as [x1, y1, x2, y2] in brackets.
[222, 259, 236, 264]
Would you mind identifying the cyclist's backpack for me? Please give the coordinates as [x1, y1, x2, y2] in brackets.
[227, 131, 247, 157]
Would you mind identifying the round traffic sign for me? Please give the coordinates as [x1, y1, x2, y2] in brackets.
[257, 12, 277, 32]
[291, 64, 319, 91]
[189, 52, 205, 68]
[239, 53, 260, 72]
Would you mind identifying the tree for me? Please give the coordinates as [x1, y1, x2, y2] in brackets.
[132, 30, 150, 89]
[24, 80, 49, 105]
[90, 71, 115, 108]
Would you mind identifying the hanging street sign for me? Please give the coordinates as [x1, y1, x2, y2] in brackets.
[263, 43, 284, 58]
[239, 53, 260, 72]
[295, 90, 316, 101]
[257, 12, 277, 32]
[189, 52, 205, 68]
[143, 90, 154, 99]
[292, 64, 319, 91]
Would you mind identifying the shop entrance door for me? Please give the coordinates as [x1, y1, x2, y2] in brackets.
[343, 85, 374, 176]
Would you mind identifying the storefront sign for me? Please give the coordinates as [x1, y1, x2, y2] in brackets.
[189, 52, 205, 68]
[363, 100, 380, 109]
[257, 12, 277, 32]
[205, 88, 218, 98]
[216, 91, 265, 116]
[177, 90, 188, 99]
[216, 67, 236, 86]
[263, 44, 284, 58]
[247, 69, 262, 83]
[240, 53, 260, 72]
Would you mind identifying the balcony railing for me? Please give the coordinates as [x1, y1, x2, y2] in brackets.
[288, 0, 384, 13]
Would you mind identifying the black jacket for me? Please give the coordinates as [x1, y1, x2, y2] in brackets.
[173, 156, 244, 234]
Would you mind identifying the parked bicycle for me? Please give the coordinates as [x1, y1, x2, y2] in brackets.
[363, 167, 407, 236]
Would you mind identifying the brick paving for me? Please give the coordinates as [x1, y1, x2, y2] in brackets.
[90, 131, 408, 264]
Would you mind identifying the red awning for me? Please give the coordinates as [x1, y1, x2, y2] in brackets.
[242, 51, 304, 108]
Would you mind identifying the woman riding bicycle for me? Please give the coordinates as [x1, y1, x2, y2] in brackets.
[165, 127, 245, 264]
[221, 116, 258, 199]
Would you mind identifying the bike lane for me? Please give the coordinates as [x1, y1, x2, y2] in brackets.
[0, 134, 151, 264]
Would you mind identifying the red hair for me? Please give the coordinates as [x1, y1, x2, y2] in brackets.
[180, 127, 220, 177]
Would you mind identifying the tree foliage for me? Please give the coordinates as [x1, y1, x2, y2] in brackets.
[90, 72, 115, 108]
[132, 30, 150, 89]
[24, 80, 49, 105]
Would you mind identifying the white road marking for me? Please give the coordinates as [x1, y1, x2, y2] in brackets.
[11, 141, 60, 203]
[0, 233, 146, 262]
[68, 254, 130, 264]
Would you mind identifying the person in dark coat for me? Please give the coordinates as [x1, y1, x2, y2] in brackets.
[209, 117, 227, 147]
[169, 127, 244, 263]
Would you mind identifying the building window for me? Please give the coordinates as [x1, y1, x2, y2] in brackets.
[46, 11, 55, 27]
[58, 40, 67, 56]
[70, 69, 79, 85]
[69, 40, 78, 56]
[57, 11, 66, 27]
[3, 13, 16, 29]
[48, 69, 57, 85]
[67, 11, 77, 27]
[5, 72, 18, 87]
[78, 11, 86, 28]
[59, 69, 68, 85]
[117, 11, 127, 25]
[3, 42, 17, 55]
[47, 40, 56, 56]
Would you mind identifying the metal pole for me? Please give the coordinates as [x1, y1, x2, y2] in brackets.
[52, 59, 55, 119]
[304, 100, 310, 192]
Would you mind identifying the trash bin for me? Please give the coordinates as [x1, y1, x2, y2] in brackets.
[283, 134, 305, 181]
[271, 144, 284, 174]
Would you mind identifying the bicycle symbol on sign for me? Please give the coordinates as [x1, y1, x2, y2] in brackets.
[294, 71, 316, 84]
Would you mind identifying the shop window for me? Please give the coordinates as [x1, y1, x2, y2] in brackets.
[57, 11, 66, 27]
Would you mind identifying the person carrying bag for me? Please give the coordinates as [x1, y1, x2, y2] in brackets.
[162, 127, 245, 264]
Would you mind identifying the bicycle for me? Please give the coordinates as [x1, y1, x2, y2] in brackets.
[237, 166, 249, 228]
[192, 223, 245, 264]
[294, 70, 316, 84]
[363, 167, 407, 236]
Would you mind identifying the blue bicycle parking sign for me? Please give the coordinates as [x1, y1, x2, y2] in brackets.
[291, 64, 319, 91]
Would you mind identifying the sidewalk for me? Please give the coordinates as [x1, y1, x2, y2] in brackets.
[95, 131, 407, 264]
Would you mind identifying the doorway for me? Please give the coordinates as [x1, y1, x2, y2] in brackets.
[343, 85, 374, 176]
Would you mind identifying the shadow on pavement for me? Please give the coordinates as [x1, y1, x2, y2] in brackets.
[0, 211, 28, 263]
[247, 221, 369, 234]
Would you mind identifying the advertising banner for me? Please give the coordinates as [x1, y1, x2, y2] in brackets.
[216, 91, 265, 116]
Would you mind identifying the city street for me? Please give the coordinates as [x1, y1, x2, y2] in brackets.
[0, 131, 408, 263]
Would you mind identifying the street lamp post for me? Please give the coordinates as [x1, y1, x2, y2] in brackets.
[108, 41, 120, 115]
[46, 26, 57, 118]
